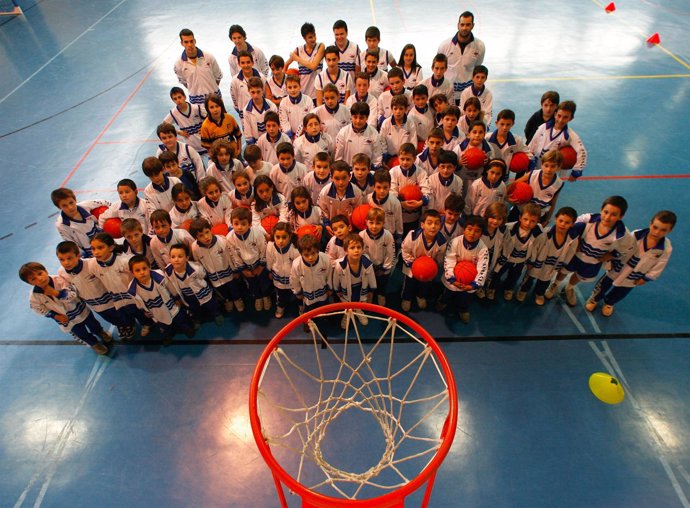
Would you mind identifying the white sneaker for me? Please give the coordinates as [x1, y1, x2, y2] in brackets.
[234, 299, 245, 312]
[585, 298, 597, 312]
[401, 300, 411, 312]
[503, 290, 514, 301]
[416, 297, 427, 310]
[274, 306, 285, 319]
[545, 282, 559, 300]
[601, 304, 614, 317]
[376, 295, 386, 306]
[140, 325, 152, 337]
[262, 296, 272, 311]
[564, 286, 577, 307]
[255, 298, 263, 311]
[223, 300, 234, 313]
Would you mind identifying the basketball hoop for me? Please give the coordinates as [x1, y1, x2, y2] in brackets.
[249, 302, 458, 507]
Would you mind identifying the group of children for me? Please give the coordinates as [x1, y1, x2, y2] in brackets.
[21, 19, 676, 355]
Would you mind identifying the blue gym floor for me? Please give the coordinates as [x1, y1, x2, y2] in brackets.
[1, 1, 689, 506]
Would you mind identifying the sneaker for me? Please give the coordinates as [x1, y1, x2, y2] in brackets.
[545, 282, 559, 300]
[416, 297, 427, 310]
[223, 300, 234, 313]
[564, 286, 577, 307]
[98, 329, 113, 343]
[503, 290, 514, 301]
[118, 326, 134, 342]
[535, 295, 545, 306]
[601, 304, 614, 317]
[356, 312, 368, 325]
[234, 299, 245, 312]
[585, 298, 597, 312]
[459, 312, 470, 324]
[262, 296, 272, 311]
[486, 289, 496, 301]
[274, 306, 285, 319]
[214, 314, 225, 326]
[140, 325, 152, 337]
[476, 288, 485, 299]
[254, 298, 263, 311]
[376, 295, 386, 306]
[91, 343, 108, 355]
[516, 291, 527, 302]
[401, 300, 411, 312]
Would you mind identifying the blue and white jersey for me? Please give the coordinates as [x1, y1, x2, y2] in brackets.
[325, 236, 346, 266]
[571, 213, 635, 267]
[164, 261, 213, 307]
[278, 93, 314, 139]
[55, 202, 109, 257]
[251, 192, 288, 229]
[454, 139, 497, 183]
[380, 115, 418, 156]
[442, 236, 489, 292]
[58, 259, 114, 313]
[99, 197, 150, 236]
[290, 252, 332, 306]
[364, 68, 389, 98]
[29, 276, 91, 333]
[360, 46, 395, 71]
[294, 132, 335, 171]
[287, 204, 323, 232]
[494, 221, 545, 270]
[302, 171, 331, 205]
[312, 103, 351, 141]
[351, 171, 375, 196]
[465, 175, 507, 217]
[197, 193, 233, 226]
[226, 227, 267, 271]
[345, 92, 378, 129]
[150, 228, 194, 269]
[460, 85, 494, 127]
[522, 170, 564, 217]
[376, 90, 412, 126]
[266, 75, 288, 104]
[269, 160, 308, 198]
[440, 214, 465, 244]
[191, 235, 237, 288]
[331, 255, 376, 302]
[527, 226, 579, 281]
[228, 187, 254, 209]
[174, 48, 223, 105]
[367, 193, 403, 240]
[427, 172, 463, 213]
[123, 233, 157, 269]
[441, 126, 464, 152]
[266, 242, 299, 290]
[315, 68, 352, 103]
[485, 130, 533, 171]
[156, 140, 205, 182]
[317, 182, 363, 227]
[230, 69, 265, 119]
[228, 42, 269, 77]
[242, 99, 277, 145]
[169, 201, 201, 229]
[437, 34, 485, 100]
[607, 228, 672, 288]
[420, 75, 454, 101]
[144, 175, 182, 216]
[92, 253, 135, 309]
[402, 65, 423, 90]
[481, 224, 506, 274]
[359, 228, 395, 273]
[128, 270, 179, 326]
[335, 40, 361, 80]
[163, 102, 206, 153]
[390, 164, 431, 224]
[295, 43, 324, 99]
[416, 147, 441, 177]
[401, 229, 448, 277]
[409, 105, 435, 143]
[206, 158, 246, 193]
[528, 120, 587, 179]
[256, 132, 292, 166]
[335, 124, 384, 169]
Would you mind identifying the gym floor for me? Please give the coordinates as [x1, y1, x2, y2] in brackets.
[1, 0, 689, 506]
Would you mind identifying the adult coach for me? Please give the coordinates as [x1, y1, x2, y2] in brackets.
[437, 11, 485, 105]
[174, 28, 223, 105]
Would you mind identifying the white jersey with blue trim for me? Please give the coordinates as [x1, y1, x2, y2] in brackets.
[163, 102, 206, 153]
[409, 105, 435, 142]
[485, 130, 533, 170]
[294, 132, 335, 171]
[197, 193, 233, 226]
[528, 120, 587, 178]
[523, 170, 564, 217]
[465, 176, 507, 216]
[174, 48, 222, 105]
[606, 229, 672, 288]
[401, 229, 448, 277]
[251, 193, 288, 229]
[440, 215, 464, 243]
[376, 90, 412, 125]
[256, 132, 292, 166]
[58, 259, 114, 313]
[420, 76, 454, 101]
[144, 176, 182, 216]
[302, 171, 331, 205]
[481, 224, 506, 273]
[359, 229, 395, 273]
[437, 33, 485, 100]
[380, 115, 418, 156]
[91, 253, 135, 309]
[312, 103, 351, 141]
[494, 221, 545, 270]
[296, 43, 324, 98]
[360, 46, 395, 71]
[571, 213, 635, 266]
[325, 236, 346, 267]
[416, 147, 441, 177]
[29, 276, 91, 333]
[150, 228, 194, 270]
[99, 197, 150, 236]
[228, 187, 254, 210]
[278, 93, 314, 138]
[318, 182, 363, 226]
[287, 205, 323, 232]
[191, 235, 237, 287]
[156, 141, 205, 182]
[290, 252, 332, 306]
[205, 158, 245, 193]
[526, 226, 580, 281]
[123, 234, 157, 269]
[367, 193, 403, 239]
[364, 68, 389, 98]
[269, 161, 308, 198]
[55, 202, 110, 257]
[335, 40, 361, 80]
[228, 42, 269, 77]
[455, 139, 498, 182]
[460, 85, 494, 127]
[335, 124, 384, 169]
[170, 202, 201, 229]
[390, 164, 431, 224]
[164, 261, 213, 307]
[442, 236, 489, 292]
[402, 66, 423, 90]
[266, 75, 288, 104]
[230, 69, 266, 119]
[227, 227, 267, 271]
[315, 68, 353, 104]
[427, 172, 463, 213]
[345, 92, 378, 129]
[129, 270, 180, 326]
[242, 99, 277, 144]
[266, 242, 300, 290]
[331, 255, 377, 302]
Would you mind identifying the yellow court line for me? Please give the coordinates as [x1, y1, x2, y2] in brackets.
[493, 73, 690, 83]
[590, 0, 690, 71]
[369, 0, 377, 24]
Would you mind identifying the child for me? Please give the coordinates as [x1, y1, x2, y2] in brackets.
[421, 54, 454, 100]
[189, 218, 244, 313]
[361, 26, 396, 70]
[409, 85, 435, 152]
[230, 50, 265, 121]
[159, 150, 200, 200]
[164, 243, 223, 325]
[228, 170, 254, 209]
[312, 84, 351, 140]
[90, 232, 153, 340]
[430, 93, 450, 126]
[128, 255, 195, 344]
[251, 174, 288, 230]
[345, 72, 379, 129]
[227, 207, 273, 311]
[548, 196, 636, 306]
[362, 49, 389, 97]
[458, 97, 483, 135]
[287, 186, 324, 237]
[197, 176, 233, 227]
[264, 55, 288, 107]
[142, 156, 182, 215]
[416, 128, 444, 176]
[51, 187, 109, 258]
[269, 142, 308, 198]
[266, 222, 300, 318]
[427, 150, 463, 212]
[149, 209, 194, 269]
[315, 45, 352, 105]
[367, 169, 403, 245]
[480, 202, 508, 296]
[256, 111, 292, 166]
[325, 214, 351, 265]
[351, 153, 374, 195]
[390, 143, 430, 235]
[455, 120, 496, 196]
[459, 65, 493, 128]
[279, 74, 314, 140]
[440, 193, 466, 242]
[517, 207, 579, 305]
[290, 234, 333, 315]
[163, 87, 206, 154]
[331, 233, 377, 327]
[359, 207, 395, 306]
[244, 144, 273, 180]
[439, 106, 464, 151]
[380, 94, 418, 166]
[293, 113, 335, 170]
[488, 203, 544, 301]
[399, 43, 423, 90]
[486, 109, 533, 178]
[332, 19, 361, 80]
[242, 76, 278, 145]
[98, 179, 149, 235]
[318, 161, 363, 234]
[465, 159, 507, 217]
[169, 183, 201, 230]
[121, 218, 156, 268]
[524, 90, 560, 145]
[227, 24, 269, 77]
[285, 22, 325, 100]
[586, 210, 675, 316]
[376, 67, 410, 127]
[334, 102, 383, 169]
[155, 122, 205, 182]
[21, 261, 111, 355]
[200, 93, 242, 156]
[528, 100, 587, 181]
[509, 149, 564, 225]
[400, 209, 448, 311]
[439, 215, 489, 323]
[302, 151, 332, 204]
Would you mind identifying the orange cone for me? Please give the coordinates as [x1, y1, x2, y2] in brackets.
[646, 33, 661, 44]
[605, 2, 616, 13]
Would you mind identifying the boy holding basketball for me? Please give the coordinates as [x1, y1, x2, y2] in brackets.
[508, 149, 564, 225]
[318, 161, 363, 236]
[52, 188, 110, 258]
[367, 169, 403, 246]
[390, 143, 430, 236]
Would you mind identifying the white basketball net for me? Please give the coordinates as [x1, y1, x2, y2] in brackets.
[255, 306, 453, 501]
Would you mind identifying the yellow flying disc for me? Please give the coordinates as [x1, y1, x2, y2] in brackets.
[589, 372, 625, 404]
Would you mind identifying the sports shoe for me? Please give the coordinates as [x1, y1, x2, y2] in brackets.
[274, 306, 285, 319]
[459, 312, 470, 324]
[503, 290, 514, 301]
[214, 314, 225, 326]
[416, 297, 427, 310]
[262, 296, 272, 311]
[476, 288, 485, 299]
[401, 300, 411, 312]
[223, 300, 234, 313]
[516, 291, 527, 302]
[376, 295, 386, 306]
[356, 312, 368, 325]
[140, 325, 152, 337]
[98, 329, 113, 343]
[585, 298, 597, 312]
[535, 295, 545, 306]
[601, 304, 614, 317]
[486, 289, 496, 301]
[255, 298, 263, 311]
[564, 286, 577, 307]
[234, 299, 245, 312]
[91, 343, 108, 355]
[544, 282, 559, 300]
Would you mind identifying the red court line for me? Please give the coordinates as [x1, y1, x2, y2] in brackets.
[579, 174, 690, 180]
[96, 139, 160, 145]
[59, 65, 157, 188]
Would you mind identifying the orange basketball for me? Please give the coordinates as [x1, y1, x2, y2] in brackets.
[180, 219, 193, 231]
[211, 223, 229, 236]
[453, 260, 478, 285]
[507, 181, 534, 204]
[351, 204, 371, 231]
[560, 145, 577, 169]
[509, 152, 530, 173]
[286, 68, 299, 75]
[261, 215, 279, 235]
[297, 224, 320, 240]
[464, 147, 485, 170]
[102, 218, 122, 239]
[411, 255, 438, 282]
[91, 205, 108, 219]
[398, 184, 423, 202]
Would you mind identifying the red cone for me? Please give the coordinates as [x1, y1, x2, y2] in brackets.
[604, 2, 616, 13]
[646, 33, 660, 44]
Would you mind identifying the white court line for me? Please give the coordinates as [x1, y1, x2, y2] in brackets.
[0, 0, 128, 105]
[576, 287, 602, 334]
[679, 465, 690, 488]
[560, 301, 587, 333]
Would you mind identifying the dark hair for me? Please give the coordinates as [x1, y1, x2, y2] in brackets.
[272, 221, 293, 242]
[210, 139, 235, 166]
[324, 45, 339, 59]
[298, 234, 319, 253]
[19, 262, 46, 283]
[387, 67, 404, 81]
[268, 55, 284, 69]
[364, 26, 381, 40]
[228, 24, 247, 39]
[158, 151, 178, 166]
[398, 44, 420, 71]
[444, 193, 465, 213]
[156, 122, 177, 137]
[558, 100, 577, 117]
[169, 87, 186, 98]
[601, 196, 628, 217]
[399, 143, 416, 157]
[343, 232, 364, 250]
[50, 188, 76, 207]
[332, 20, 348, 32]
[412, 84, 429, 97]
[169, 242, 190, 257]
[301, 22, 315, 38]
[652, 210, 677, 228]
[56, 241, 80, 256]
[92, 232, 127, 254]
[120, 218, 143, 234]
[438, 150, 458, 166]
[364, 49, 379, 62]
[313, 151, 330, 164]
[264, 110, 280, 126]
[484, 201, 508, 221]
[352, 153, 371, 167]
[541, 90, 560, 105]
[150, 209, 172, 226]
[459, 11, 475, 22]
[468, 120, 487, 133]
[117, 179, 137, 191]
[179, 28, 194, 40]
[391, 94, 409, 109]
[330, 214, 349, 227]
[276, 142, 295, 157]
[350, 101, 370, 117]
[473, 65, 488, 77]
[443, 105, 461, 120]
[555, 206, 578, 222]
[128, 254, 150, 271]
[373, 168, 391, 184]
[322, 83, 339, 96]
[432, 53, 448, 66]
[496, 109, 515, 122]
[522, 203, 542, 219]
[244, 144, 262, 163]
[421, 209, 441, 221]
[199, 176, 221, 194]
[237, 50, 254, 63]
[142, 157, 164, 177]
[486, 158, 507, 177]
[189, 218, 212, 239]
[204, 94, 227, 122]
[354, 71, 370, 83]
[464, 215, 484, 229]
[427, 128, 444, 141]
[331, 160, 350, 175]
[247, 77, 263, 90]
[230, 206, 252, 222]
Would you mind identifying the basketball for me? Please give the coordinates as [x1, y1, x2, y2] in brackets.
[210, 223, 229, 236]
[560, 145, 577, 169]
[509, 152, 530, 173]
[453, 260, 478, 285]
[297, 224, 320, 240]
[507, 181, 534, 204]
[411, 255, 438, 282]
[351, 204, 371, 231]
[286, 67, 299, 75]
[261, 215, 279, 235]
[102, 218, 122, 238]
[91, 205, 108, 219]
[398, 184, 423, 202]
[464, 147, 485, 170]
[180, 219, 193, 231]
